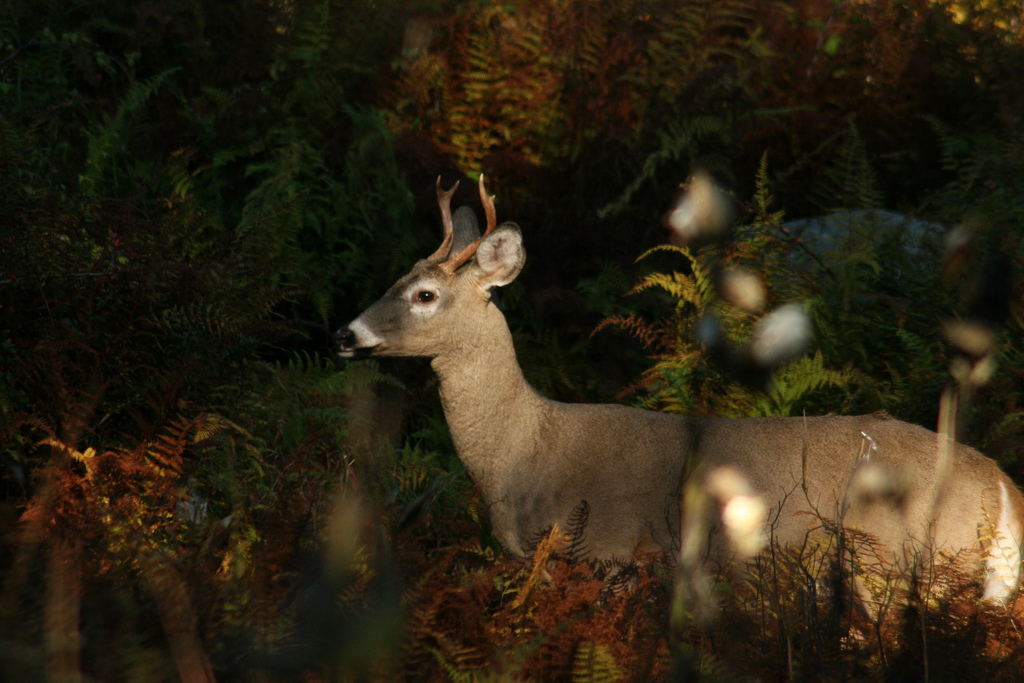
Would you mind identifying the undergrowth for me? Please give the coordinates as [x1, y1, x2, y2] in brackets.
[2, 0, 1023, 680]
[383, 505, 1024, 682]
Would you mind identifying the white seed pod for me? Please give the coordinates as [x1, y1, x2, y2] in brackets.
[967, 354, 997, 387]
[718, 267, 766, 312]
[845, 460, 913, 512]
[663, 171, 736, 246]
[748, 303, 812, 369]
[943, 319, 996, 357]
[704, 466, 767, 558]
[721, 495, 768, 557]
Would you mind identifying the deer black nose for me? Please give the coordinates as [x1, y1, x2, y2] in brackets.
[334, 327, 355, 349]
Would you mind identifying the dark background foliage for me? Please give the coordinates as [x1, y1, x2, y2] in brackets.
[1, 0, 1023, 680]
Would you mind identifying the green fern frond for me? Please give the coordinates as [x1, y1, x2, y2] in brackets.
[632, 244, 716, 309]
[277, 350, 337, 375]
[193, 413, 255, 444]
[809, 121, 883, 212]
[427, 644, 486, 683]
[630, 272, 699, 305]
[576, 262, 632, 319]
[572, 641, 624, 683]
[290, 0, 332, 62]
[921, 115, 956, 170]
[754, 351, 862, 416]
[634, 242, 696, 263]
[157, 302, 262, 341]
[336, 359, 406, 394]
[79, 68, 180, 194]
[752, 152, 774, 216]
[599, 115, 729, 218]
[392, 443, 442, 495]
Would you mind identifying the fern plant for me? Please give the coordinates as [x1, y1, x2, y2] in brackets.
[600, 157, 877, 418]
[386, 0, 765, 186]
[78, 68, 180, 195]
[572, 641, 624, 683]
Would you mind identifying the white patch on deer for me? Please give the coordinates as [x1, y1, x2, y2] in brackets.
[348, 318, 384, 348]
[982, 481, 1022, 601]
[405, 281, 442, 318]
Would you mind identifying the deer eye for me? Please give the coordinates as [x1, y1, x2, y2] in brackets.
[414, 290, 436, 304]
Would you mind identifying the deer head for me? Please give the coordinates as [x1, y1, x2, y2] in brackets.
[335, 176, 525, 359]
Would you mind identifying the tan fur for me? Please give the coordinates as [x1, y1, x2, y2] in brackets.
[336, 209, 1023, 601]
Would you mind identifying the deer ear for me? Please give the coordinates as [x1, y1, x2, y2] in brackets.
[474, 224, 525, 290]
[451, 206, 481, 253]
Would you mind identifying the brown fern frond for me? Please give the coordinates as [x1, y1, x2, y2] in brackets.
[592, 313, 673, 354]
[511, 524, 567, 611]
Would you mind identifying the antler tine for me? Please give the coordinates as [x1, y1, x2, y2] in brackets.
[478, 174, 497, 238]
[427, 177, 459, 262]
[439, 174, 498, 277]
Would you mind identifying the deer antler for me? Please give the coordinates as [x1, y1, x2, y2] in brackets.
[479, 174, 497, 235]
[428, 177, 459, 262]
[438, 174, 498, 277]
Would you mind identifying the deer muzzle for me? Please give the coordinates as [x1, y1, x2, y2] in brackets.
[334, 319, 383, 358]
[334, 327, 356, 350]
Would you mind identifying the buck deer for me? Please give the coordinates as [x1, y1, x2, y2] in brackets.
[335, 176, 1023, 602]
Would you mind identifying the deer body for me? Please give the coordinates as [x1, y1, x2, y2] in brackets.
[336, 178, 1023, 601]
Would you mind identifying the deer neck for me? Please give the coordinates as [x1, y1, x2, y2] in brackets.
[430, 300, 541, 483]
